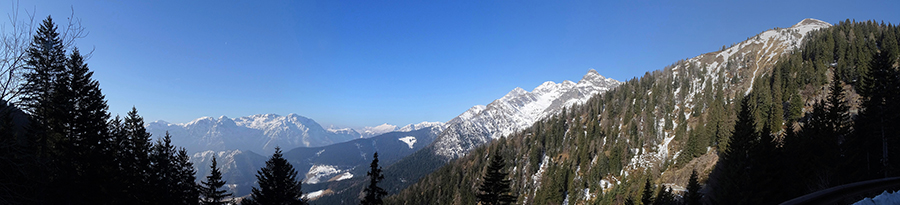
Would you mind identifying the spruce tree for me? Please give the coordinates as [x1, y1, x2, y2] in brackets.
[149, 132, 199, 205]
[825, 73, 851, 140]
[641, 178, 654, 205]
[19, 16, 68, 159]
[243, 147, 306, 205]
[684, 170, 702, 205]
[652, 186, 674, 205]
[18, 16, 78, 204]
[361, 152, 387, 205]
[711, 97, 758, 204]
[475, 152, 516, 205]
[65, 47, 120, 203]
[120, 107, 154, 203]
[849, 49, 898, 180]
[202, 156, 233, 205]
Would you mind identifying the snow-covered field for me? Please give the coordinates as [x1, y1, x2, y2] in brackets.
[853, 190, 900, 205]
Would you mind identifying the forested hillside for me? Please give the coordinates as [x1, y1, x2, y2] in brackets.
[387, 19, 900, 204]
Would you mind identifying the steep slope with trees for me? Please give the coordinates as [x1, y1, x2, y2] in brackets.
[388, 19, 900, 204]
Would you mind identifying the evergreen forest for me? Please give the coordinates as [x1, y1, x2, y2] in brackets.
[388, 19, 900, 204]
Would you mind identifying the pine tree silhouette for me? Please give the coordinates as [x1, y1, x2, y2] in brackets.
[641, 178, 654, 205]
[476, 151, 516, 205]
[685, 170, 702, 205]
[243, 147, 306, 205]
[202, 156, 233, 205]
[361, 152, 387, 205]
[149, 132, 199, 204]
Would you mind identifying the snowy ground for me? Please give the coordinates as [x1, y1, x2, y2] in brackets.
[853, 190, 900, 205]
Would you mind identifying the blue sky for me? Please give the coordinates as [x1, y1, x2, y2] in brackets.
[3, 0, 897, 128]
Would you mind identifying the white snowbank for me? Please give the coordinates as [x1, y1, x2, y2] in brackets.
[854, 190, 900, 205]
[399, 136, 417, 149]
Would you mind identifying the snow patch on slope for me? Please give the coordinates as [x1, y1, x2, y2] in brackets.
[398, 136, 417, 149]
[618, 19, 831, 174]
[333, 172, 353, 182]
[304, 165, 344, 184]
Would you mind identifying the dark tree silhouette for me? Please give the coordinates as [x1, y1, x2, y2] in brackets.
[476, 152, 517, 205]
[201, 156, 233, 205]
[243, 147, 307, 205]
[149, 132, 199, 205]
[685, 170, 702, 205]
[641, 178, 654, 205]
[361, 152, 387, 205]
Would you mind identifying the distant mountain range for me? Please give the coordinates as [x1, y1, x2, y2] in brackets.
[147, 113, 441, 155]
[150, 68, 621, 202]
[146, 113, 445, 198]
[314, 69, 622, 203]
[188, 125, 445, 198]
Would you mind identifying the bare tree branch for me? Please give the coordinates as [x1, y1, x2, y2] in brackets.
[0, 3, 90, 105]
[60, 6, 89, 57]
[0, 0, 35, 104]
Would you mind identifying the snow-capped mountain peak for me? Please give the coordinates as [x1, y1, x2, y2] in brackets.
[359, 123, 398, 137]
[147, 113, 362, 155]
[432, 69, 622, 159]
[398, 121, 446, 132]
[793, 18, 831, 28]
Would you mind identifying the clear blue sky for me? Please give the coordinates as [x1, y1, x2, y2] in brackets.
[3, 0, 897, 128]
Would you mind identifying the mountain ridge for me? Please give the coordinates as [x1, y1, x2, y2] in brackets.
[314, 69, 622, 203]
[386, 18, 843, 204]
[147, 113, 445, 155]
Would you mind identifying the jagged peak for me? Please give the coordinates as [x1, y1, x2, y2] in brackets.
[399, 121, 445, 132]
[533, 81, 562, 93]
[578, 69, 619, 87]
[150, 119, 169, 124]
[189, 116, 215, 124]
[505, 87, 528, 97]
[793, 18, 832, 28]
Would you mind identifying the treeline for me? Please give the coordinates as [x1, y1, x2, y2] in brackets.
[0, 16, 328, 205]
[708, 20, 900, 204]
[0, 16, 228, 205]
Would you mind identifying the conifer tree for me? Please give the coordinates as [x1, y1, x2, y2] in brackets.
[17, 16, 83, 204]
[64, 47, 122, 203]
[850, 49, 898, 180]
[652, 186, 674, 205]
[685, 170, 702, 205]
[120, 107, 154, 203]
[641, 178, 653, 205]
[711, 97, 758, 204]
[201, 156, 233, 205]
[19, 16, 68, 160]
[243, 147, 306, 205]
[825, 73, 851, 139]
[475, 152, 516, 205]
[150, 132, 199, 205]
[362, 152, 387, 205]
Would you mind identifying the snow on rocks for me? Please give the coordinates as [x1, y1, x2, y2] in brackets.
[304, 164, 344, 184]
[398, 136, 417, 149]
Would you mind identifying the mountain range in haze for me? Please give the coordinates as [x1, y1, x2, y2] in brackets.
[147, 113, 442, 155]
